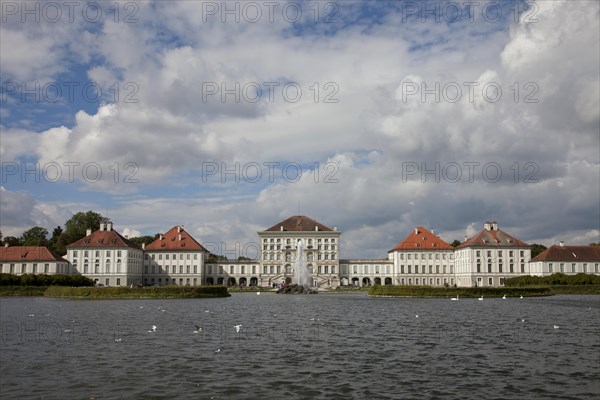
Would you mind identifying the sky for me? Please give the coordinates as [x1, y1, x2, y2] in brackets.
[1, 0, 599, 259]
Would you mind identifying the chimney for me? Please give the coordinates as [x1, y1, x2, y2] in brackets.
[107, 222, 113, 231]
[491, 221, 498, 231]
[280, 226, 283, 231]
[559, 241, 564, 247]
[177, 225, 181, 233]
[86, 228, 92, 236]
[431, 228, 434, 235]
[484, 221, 491, 230]
[333, 226, 337, 231]
[4, 243, 8, 248]
[178, 233, 182, 241]
[415, 228, 419, 235]
[100, 223, 105, 231]
[160, 234, 163, 240]
[464, 235, 468, 242]
[315, 226, 318, 231]
[142, 243, 145, 250]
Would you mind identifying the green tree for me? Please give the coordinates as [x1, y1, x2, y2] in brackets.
[21, 226, 49, 246]
[530, 243, 547, 259]
[129, 234, 160, 246]
[450, 239, 461, 248]
[3, 236, 21, 246]
[48, 226, 64, 254]
[61, 211, 108, 248]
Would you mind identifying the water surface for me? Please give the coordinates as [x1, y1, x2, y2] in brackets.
[1, 293, 599, 399]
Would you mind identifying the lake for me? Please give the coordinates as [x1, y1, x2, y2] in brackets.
[1, 293, 599, 399]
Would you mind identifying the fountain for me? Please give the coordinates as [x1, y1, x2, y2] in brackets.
[277, 239, 318, 294]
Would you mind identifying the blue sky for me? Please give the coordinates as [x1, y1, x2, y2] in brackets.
[1, 0, 599, 258]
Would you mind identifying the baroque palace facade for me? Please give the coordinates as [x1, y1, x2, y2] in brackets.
[2, 215, 599, 288]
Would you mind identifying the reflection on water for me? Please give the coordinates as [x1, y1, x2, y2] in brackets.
[1, 294, 599, 399]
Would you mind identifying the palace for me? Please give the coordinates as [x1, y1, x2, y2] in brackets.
[1, 215, 599, 287]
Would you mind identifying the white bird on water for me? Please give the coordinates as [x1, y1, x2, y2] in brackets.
[257, 292, 260, 295]
[554, 325, 560, 329]
[193, 325, 202, 334]
[148, 325, 157, 333]
[520, 295, 524, 299]
[214, 348, 221, 353]
[114, 338, 122, 342]
[450, 295, 459, 301]
[478, 296, 484, 301]
[415, 314, 419, 318]
[234, 324, 242, 333]
[502, 295, 507, 299]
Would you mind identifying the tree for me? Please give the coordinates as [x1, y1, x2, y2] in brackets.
[530, 243, 548, 259]
[590, 242, 600, 246]
[48, 226, 64, 254]
[237, 256, 251, 261]
[61, 211, 108, 247]
[450, 240, 461, 248]
[21, 226, 49, 246]
[2, 236, 21, 246]
[129, 234, 160, 246]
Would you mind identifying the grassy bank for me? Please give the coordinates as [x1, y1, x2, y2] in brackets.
[44, 285, 230, 298]
[368, 285, 554, 298]
[227, 287, 273, 293]
[0, 286, 48, 296]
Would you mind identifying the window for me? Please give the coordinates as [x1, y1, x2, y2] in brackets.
[95, 250, 100, 257]
[186, 266, 190, 274]
[84, 250, 89, 257]
[520, 250, 524, 257]
[193, 266, 197, 274]
[353, 266, 358, 274]
[499, 263, 503, 273]
[408, 254, 412, 260]
[476, 250, 481, 257]
[408, 265, 412, 274]
[277, 265, 281, 274]
[500, 278, 505, 285]
[241, 266, 245, 274]
[194, 254, 198, 260]
[230, 266, 234, 274]
[571, 263, 576, 273]
[44, 264, 49, 273]
[488, 263, 492, 273]
[117, 250, 122, 257]
[415, 265, 419, 274]
[32, 263, 37, 273]
[331, 266, 335, 274]
[510, 263, 514, 273]
[252, 265, 256, 274]
[159, 254, 162, 260]
[583, 263, 587, 273]
[488, 277, 493, 286]
[263, 266, 268, 274]
[560, 263, 565, 273]
[521, 263, 525, 273]
[324, 266, 329, 274]
[487, 250, 492, 257]
[498, 250, 502, 257]
[401, 265, 405, 274]
[172, 266, 176, 274]
[429, 266, 433, 274]
[548, 263, 553, 273]
[270, 266, 274, 274]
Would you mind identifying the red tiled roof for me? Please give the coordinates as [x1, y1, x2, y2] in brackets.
[457, 228, 529, 248]
[264, 216, 334, 232]
[0, 246, 67, 262]
[388, 227, 453, 252]
[531, 245, 600, 262]
[145, 226, 207, 251]
[67, 228, 141, 249]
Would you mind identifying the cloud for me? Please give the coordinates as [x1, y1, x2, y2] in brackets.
[0, 1, 598, 257]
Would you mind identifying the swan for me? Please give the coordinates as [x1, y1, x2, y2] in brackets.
[502, 295, 507, 299]
[450, 295, 459, 301]
[478, 296, 483, 301]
